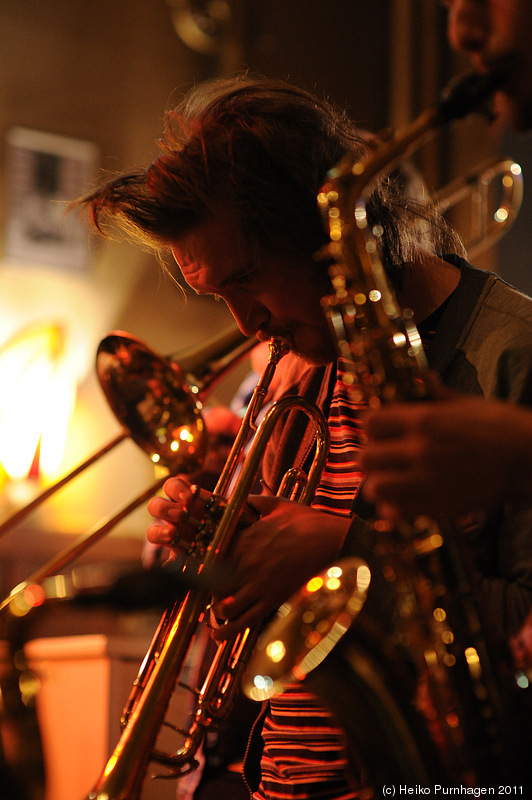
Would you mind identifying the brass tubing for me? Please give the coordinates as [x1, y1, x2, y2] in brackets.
[0, 433, 127, 539]
[85, 339, 330, 798]
[0, 472, 169, 613]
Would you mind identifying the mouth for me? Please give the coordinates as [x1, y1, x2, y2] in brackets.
[459, 54, 523, 123]
[482, 53, 524, 93]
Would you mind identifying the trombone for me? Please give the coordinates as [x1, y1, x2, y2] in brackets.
[0, 331, 330, 800]
[0, 325, 256, 605]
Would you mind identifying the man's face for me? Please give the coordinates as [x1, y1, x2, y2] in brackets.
[446, 0, 532, 131]
[171, 214, 337, 366]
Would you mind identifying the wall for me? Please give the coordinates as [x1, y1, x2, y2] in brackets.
[0, 0, 233, 587]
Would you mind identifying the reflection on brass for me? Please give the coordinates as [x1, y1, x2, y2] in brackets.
[243, 558, 371, 701]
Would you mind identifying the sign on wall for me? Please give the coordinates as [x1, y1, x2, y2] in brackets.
[3, 127, 98, 272]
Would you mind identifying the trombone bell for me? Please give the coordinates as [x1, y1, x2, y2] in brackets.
[97, 332, 207, 473]
[0, 326, 255, 541]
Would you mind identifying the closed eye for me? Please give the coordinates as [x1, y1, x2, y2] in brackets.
[225, 265, 261, 291]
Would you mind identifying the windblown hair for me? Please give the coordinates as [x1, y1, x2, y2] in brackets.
[78, 74, 464, 289]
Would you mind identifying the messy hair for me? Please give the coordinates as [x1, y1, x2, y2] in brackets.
[78, 74, 464, 289]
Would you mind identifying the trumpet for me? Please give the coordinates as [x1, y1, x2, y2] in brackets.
[84, 336, 329, 799]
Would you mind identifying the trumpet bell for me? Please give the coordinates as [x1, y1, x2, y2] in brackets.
[97, 331, 207, 473]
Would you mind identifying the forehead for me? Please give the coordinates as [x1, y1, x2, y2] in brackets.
[170, 213, 248, 292]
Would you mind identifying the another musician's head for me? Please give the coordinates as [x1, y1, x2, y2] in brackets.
[445, 0, 532, 131]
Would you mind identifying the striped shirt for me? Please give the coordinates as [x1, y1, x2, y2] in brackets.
[254, 359, 366, 800]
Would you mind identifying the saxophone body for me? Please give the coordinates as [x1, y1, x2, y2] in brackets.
[245, 72, 527, 793]
[317, 74, 526, 789]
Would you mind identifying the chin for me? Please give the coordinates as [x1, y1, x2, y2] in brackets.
[293, 344, 337, 366]
[287, 325, 338, 366]
[515, 101, 532, 132]
[496, 86, 532, 133]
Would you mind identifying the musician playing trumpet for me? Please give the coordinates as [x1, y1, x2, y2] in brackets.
[79, 75, 532, 799]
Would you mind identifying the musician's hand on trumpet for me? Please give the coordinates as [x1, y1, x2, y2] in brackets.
[147, 477, 209, 557]
[147, 478, 351, 639]
[209, 495, 351, 642]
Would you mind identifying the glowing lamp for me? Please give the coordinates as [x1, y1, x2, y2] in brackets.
[0, 321, 75, 483]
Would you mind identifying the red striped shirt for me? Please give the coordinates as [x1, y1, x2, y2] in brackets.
[254, 360, 365, 800]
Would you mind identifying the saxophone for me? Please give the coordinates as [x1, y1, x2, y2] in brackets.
[244, 72, 528, 793]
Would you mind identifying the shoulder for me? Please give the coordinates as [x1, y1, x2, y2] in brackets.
[437, 259, 532, 403]
[451, 258, 532, 341]
[482, 273, 532, 327]
[469, 273, 532, 404]
[457, 257, 532, 319]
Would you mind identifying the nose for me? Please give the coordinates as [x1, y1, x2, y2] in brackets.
[447, 0, 489, 54]
[225, 293, 269, 338]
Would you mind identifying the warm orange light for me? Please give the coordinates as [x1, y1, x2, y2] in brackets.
[265, 640, 286, 664]
[306, 576, 324, 593]
[0, 321, 75, 481]
[23, 583, 46, 608]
